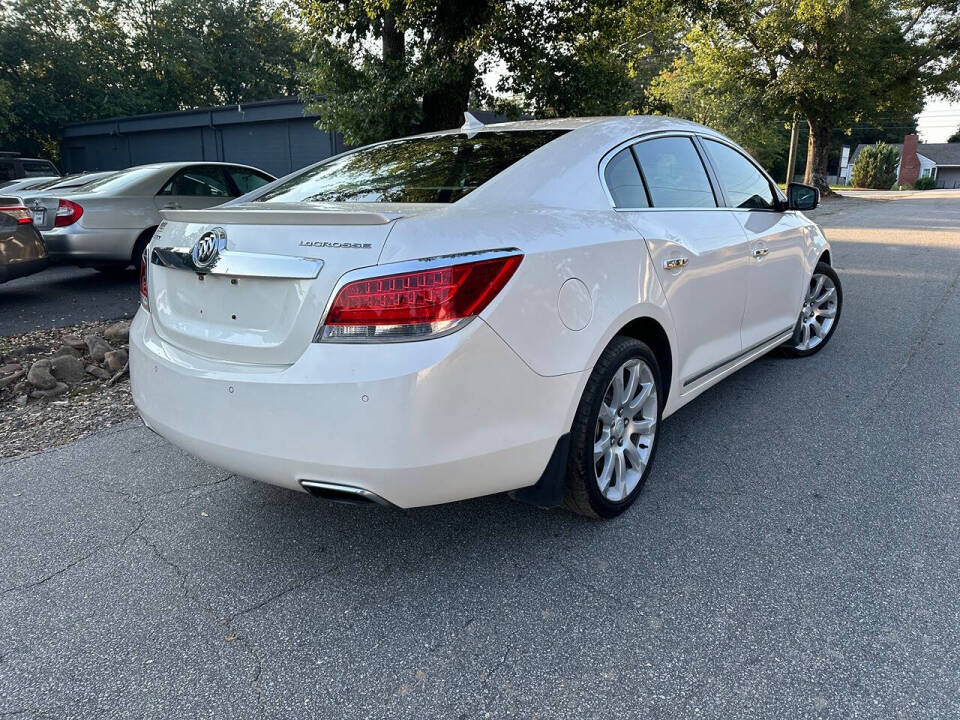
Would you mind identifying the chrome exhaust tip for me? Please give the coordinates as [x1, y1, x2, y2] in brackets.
[299, 480, 393, 507]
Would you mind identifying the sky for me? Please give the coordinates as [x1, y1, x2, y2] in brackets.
[917, 98, 960, 142]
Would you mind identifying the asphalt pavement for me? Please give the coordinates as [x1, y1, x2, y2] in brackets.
[0, 265, 138, 336]
[1, 191, 959, 718]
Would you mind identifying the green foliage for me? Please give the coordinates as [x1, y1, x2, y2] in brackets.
[949, 127, 960, 143]
[913, 175, 937, 190]
[297, 0, 682, 146]
[850, 143, 900, 189]
[0, 0, 303, 158]
[654, 0, 960, 192]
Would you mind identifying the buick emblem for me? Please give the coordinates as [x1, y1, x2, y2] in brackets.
[192, 227, 227, 269]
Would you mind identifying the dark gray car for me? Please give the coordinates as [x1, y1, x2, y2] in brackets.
[0, 196, 48, 283]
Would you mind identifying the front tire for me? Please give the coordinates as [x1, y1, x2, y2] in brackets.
[779, 262, 842, 358]
[563, 337, 663, 519]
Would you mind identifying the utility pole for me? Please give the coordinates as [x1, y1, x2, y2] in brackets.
[785, 118, 799, 187]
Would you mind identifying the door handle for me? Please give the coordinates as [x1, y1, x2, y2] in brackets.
[752, 247, 770, 258]
[162, 203, 182, 210]
[664, 257, 688, 270]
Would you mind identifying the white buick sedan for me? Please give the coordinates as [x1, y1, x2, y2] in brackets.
[131, 116, 842, 518]
[21, 162, 274, 272]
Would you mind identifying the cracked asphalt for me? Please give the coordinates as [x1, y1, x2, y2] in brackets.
[1, 190, 959, 719]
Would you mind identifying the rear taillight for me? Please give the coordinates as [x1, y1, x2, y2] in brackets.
[55, 199, 83, 227]
[139, 250, 149, 310]
[0, 205, 33, 224]
[319, 253, 523, 342]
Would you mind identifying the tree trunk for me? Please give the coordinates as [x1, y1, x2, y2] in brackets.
[803, 117, 834, 195]
[416, 0, 490, 133]
[420, 69, 474, 133]
[382, 9, 404, 62]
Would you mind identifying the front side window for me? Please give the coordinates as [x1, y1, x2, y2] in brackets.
[702, 139, 777, 209]
[257, 130, 568, 204]
[632, 137, 716, 209]
[159, 166, 230, 197]
[604, 147, 649, 208]
[22, 160, 58, 177]
[0, 162, 14, 182]
[228, 168, 273, 195]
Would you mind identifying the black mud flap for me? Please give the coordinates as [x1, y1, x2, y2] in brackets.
[508, 434, 570, 509]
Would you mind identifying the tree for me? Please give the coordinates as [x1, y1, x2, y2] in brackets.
[850, 142, 900, 188]
[656, 0, 960, 193]
[296, 0, 682, 146]
[0, 0, 303, 158]
[949, 127, 960, 142]
[298, 0, 496, 145]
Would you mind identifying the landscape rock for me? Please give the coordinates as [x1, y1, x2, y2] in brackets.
[86, 365, 111, 380]
[52, 345, 82, 359]
[62, 334, 87, 351]
[84, 335, 113, 362]
[1, 363, 23, 375]
[104, 349, 129, 373]
[50, 355, 87, 384]
[6, 345, 47, 360]
[29, 382, 68, 399]
[0, 370, 25, 389]
[27, 359, 58, 390]
[103, 321, 131, 344]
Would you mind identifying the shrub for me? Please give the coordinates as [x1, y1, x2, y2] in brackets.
[850, 143, 900, 189]
[914, 175, 937, 190]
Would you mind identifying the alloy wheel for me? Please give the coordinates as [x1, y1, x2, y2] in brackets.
[593, 358, 658, 502]
[794, 272, 838, 351]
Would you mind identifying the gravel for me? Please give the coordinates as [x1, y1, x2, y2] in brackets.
[0, 321, 137, 458]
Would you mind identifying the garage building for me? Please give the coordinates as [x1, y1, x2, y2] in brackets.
[60, 98, 344, 179]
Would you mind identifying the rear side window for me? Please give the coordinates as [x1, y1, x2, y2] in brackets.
[159, 166, 230, 197]
[604, 148, 649, 208]
[702, 139, 777, 209]
[257, 130, 568, 204]
[632, 137, 716, 208]
[0, 162, 14, 182]
[22, 160, 58, 177]
[228, 167, 273, 195]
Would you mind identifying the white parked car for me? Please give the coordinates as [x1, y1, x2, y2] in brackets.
[18, 162, 274, 272]
[130, 116, 842, 518]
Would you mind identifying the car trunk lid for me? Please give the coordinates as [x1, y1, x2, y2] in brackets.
[147, 202, 428, 365]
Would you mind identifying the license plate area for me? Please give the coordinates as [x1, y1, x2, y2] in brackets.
[32, 209, 46, 225]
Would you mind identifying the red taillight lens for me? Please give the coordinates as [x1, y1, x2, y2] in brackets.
[54, 199, 83, 227]
[0, 205, 33, 224]
[139, 250, 149, 310]
[320, 254, 522, 342]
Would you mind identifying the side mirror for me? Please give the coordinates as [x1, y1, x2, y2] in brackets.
[787, 183, 819, 211]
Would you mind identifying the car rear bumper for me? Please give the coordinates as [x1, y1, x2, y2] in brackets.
[129, 310, 583, 508]
[0, 256, 48, 283]
[42, 226, 138, 263]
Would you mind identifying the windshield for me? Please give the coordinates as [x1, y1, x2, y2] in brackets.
[257, 130, 568, 204]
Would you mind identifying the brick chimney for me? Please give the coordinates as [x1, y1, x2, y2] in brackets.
[898, 133, 920, 186]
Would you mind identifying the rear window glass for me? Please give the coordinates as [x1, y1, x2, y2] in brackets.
[22, 160, 58, 177]
[75, 168, 153, 193]
[257, 130, 568, 204]
[604, 147, 649, 208]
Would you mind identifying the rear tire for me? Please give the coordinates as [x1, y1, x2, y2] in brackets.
[778, 262, 842, 358]
[562, 337, 663, 519]
[131, 227, 157, 271]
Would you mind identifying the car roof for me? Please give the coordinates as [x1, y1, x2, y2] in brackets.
[419, 115, 721, 138]
[131, 161, 268, 171]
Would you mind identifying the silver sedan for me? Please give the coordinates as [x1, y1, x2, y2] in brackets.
[16, 162, 274, 272]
